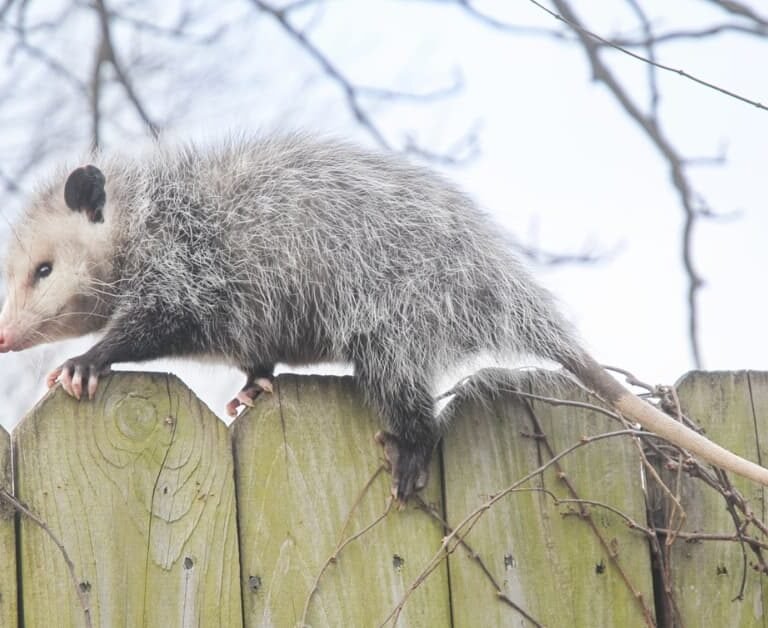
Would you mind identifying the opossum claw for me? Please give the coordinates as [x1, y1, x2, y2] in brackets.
[46, 366, 63, 389]
[375, 431, 430, 506]
[50, 356, 110, 401]
[226, 389, 256, 418]
[71, 369, 83, 400]
[226, 376, 274, 417]
[61, 366, 74, 397]
[238, 389, 257, 406]
[225, 392, 252, 418]
[225, 399, 240, 418]
[87, 374, 99, 400]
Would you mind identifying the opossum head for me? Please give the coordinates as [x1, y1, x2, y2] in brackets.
[0, 165, 116, 352]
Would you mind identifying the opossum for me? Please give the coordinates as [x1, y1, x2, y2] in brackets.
[0, 134, 765, 502]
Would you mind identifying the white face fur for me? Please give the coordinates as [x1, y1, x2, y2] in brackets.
[0, 174, 114, 353]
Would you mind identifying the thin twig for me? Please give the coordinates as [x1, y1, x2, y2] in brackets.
[414, 495, 544, 627]
[301, 467, 391, 626]
[0, 487, 92, 628]
[93, 0, 159, 137]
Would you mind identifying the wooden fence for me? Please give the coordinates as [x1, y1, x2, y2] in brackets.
[0, 370, 766, 627]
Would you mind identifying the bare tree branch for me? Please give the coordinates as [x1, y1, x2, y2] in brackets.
[511, 239, 619, 267]
[89, 35, 108, 149]
[0, 0, 13, 21]
[610, 22, 768, 46]
[93, 0, 159, 138]
[704, 0, 768, 25]
[5, 26, 87, 94]
[356, 68, 464, 102]
[402, 125, 481, 165]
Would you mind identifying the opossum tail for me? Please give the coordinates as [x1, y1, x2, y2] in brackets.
[440, 352, 768, 486]
[564, 353, 768, 485]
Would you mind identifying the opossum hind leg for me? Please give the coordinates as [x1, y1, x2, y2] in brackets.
[226, 364, 275, 417]
[371, 383, 439, 506]
[375, 429, 433, 506]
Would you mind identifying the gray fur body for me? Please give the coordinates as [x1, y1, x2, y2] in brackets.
[105, 135, 584, 412]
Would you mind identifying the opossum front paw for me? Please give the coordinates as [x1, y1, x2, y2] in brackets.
[225, 376, 274, 417]
[375, 431, 430, 506]
[47, 358, 111, 400]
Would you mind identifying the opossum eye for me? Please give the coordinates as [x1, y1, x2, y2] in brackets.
[34, 262, 53, 281]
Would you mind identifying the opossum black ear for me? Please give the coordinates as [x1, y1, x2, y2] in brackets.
[64, 165, 106, 223]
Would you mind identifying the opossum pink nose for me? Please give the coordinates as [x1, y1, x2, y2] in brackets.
[0, 330, 13, 353]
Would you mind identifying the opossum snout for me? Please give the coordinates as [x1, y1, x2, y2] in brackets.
[0, 303, 13, 352]
[0, 301, 36, 352]
[0, 325, 22, 352]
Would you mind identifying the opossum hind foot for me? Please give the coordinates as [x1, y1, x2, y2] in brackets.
[375, 430, 430, 507]
[226, 375, 274, 417]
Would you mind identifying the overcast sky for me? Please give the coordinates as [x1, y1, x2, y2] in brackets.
[1, 0, 765, 430]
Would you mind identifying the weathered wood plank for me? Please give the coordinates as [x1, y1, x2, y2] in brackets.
[664, 371, 768, 626]
[14, 372, 242, 628]
[232, 374, 450, 628]
[443, 375, 656, 627]
[0, 425, 16, 628]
